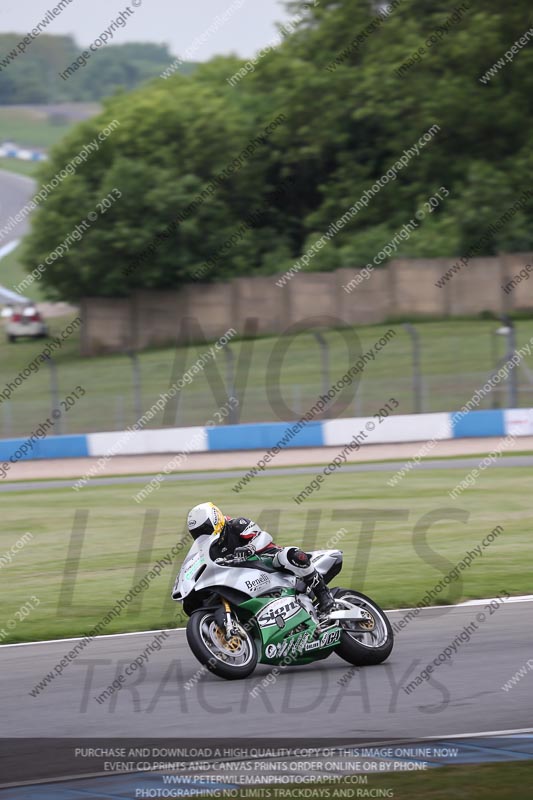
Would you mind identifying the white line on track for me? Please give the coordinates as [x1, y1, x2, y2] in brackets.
[458, 594, 533, 605]
[0, 626, 185, 649]
[427, 727, 533, 738]
[1, 595, 533, 650]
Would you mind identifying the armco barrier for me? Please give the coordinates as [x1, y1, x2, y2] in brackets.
[88, 427, 208, 457]
[323, 412, 452, 447]
[0, 409, 529, 463]
[206, 420, 324, 452]
[451, 409, 505, 438]
[0, 143, 47, 162]
[0, 434, 88, 462]
[505, 408, 533, 437]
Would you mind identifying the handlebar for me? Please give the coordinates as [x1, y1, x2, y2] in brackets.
[214, 555, 246, 566]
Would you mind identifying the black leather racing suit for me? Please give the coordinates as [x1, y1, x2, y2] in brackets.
[212, 516, 334, 612]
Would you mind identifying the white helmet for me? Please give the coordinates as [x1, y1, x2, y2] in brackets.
[187, 502, 225, 540]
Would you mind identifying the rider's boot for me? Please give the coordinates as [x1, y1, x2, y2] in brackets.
[305, 571, 334, 614]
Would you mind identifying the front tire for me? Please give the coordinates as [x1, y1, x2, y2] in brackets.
[186, 609, 258, 680]
[334, 589, 394, 666]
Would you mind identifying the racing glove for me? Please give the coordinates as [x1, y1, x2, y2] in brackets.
[233, 544, 256, 562]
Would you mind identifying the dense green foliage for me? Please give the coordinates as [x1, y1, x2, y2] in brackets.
[22, 0, 533, 301]
[0, 34, 193, 103]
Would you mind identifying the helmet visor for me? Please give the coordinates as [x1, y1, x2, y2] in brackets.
[190, 519, 215, 540]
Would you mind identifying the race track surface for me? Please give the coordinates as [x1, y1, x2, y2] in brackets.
[2, 453, 533, 493]
[2, 599, 531, 740]
[0, 169, 35, 247]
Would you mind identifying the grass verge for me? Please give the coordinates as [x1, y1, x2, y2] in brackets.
[0, 105, 98, 149]
[229, 761, 533, 800]
[0, 158, 40, 177]
[0, 463, 529, 643]
[0, 243, 45, 301]
[3, 316, 533, 437]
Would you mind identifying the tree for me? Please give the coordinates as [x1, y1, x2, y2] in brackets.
[0, 35, 194, 104]
[22, 0, 533, 300]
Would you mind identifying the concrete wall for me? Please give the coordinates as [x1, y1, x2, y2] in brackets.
[80, 252, 533, 355]
[337, 267, 391, 325]
[132, 291, 186, 350]
[80, 297, 131, 354]
[233, 275, 289, 335]
[448, 257, 508, 316]
[390, 258, 448, 316]
[501, 252, 533, 310]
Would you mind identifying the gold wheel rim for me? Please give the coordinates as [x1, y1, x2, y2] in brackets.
[358, 611, 375, 631]
[214, 626, 242, 652]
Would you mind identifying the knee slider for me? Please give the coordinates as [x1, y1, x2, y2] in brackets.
[273, 547, 313, 576]
[287, 547, 311, 568]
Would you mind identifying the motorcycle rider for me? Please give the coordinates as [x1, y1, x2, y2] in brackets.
[186, 502, 334, 614]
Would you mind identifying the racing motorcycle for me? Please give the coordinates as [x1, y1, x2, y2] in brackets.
[172, 535, 394, 680]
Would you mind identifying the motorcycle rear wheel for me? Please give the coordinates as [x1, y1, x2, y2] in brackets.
[334, 589, 394, 666]
[186, 609, 258, 680]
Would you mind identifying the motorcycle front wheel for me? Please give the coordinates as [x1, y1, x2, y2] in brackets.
[333, 589, 394, 666]
[186, 609, 258, 680]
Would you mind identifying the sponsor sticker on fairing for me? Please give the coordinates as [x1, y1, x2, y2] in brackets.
[265, 628, 341, 658]
[256, 598, 301, 628]
[244, 573, 271, 593]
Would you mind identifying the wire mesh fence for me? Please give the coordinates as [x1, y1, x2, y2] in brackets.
[1, 319, 532, 439]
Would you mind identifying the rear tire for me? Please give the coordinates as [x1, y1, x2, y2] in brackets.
[7, 335, 16, 343]
[186, 609, 258, 680]
[334, 589, 394, 666]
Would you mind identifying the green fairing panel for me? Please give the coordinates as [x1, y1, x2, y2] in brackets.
[239, 593, 341, 666]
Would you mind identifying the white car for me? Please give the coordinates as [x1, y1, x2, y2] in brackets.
[1, 304, 48, 342]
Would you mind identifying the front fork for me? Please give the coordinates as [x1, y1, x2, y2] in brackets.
[221, 598, 240, 640]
